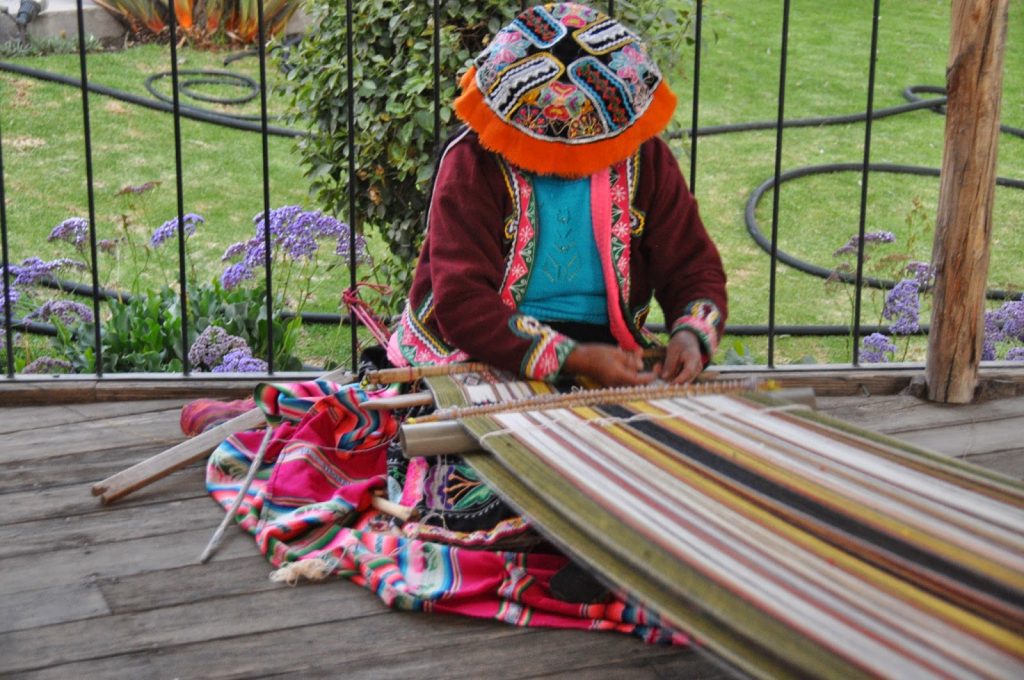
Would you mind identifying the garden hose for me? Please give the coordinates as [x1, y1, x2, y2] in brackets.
[0, 58, 303, 136]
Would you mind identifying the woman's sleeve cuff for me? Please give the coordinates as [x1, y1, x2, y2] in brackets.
[670, 300, 723, 361]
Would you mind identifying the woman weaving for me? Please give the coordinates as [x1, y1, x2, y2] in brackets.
[196, 3, 723, 645]
[387, 1, 727, 387]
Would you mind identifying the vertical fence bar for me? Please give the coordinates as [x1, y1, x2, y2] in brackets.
[433, 0, 442, 153]
[0, 117, 12, 377]
[851, 0, 882, 365]
[689, 0, 704, 192]
[166, 0, 191, 374]
[607, 1, 615, 18]
[75, 0, 104, 376]
[256, 0, 276, 373]
[766, 0, 791, 368]
[346, 0, 359, 370]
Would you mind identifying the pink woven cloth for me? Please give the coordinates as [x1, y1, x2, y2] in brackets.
[191, 380, 687, 644]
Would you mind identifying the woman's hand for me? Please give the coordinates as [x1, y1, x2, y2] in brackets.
[656, 330, 704, 384]
[563, 344, 655, 387]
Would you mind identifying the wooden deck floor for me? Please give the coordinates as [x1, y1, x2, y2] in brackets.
[1, 391, 1021, 678]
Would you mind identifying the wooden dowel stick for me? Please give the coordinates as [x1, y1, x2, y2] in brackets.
[363, 391, 435, 411]
[370, 495, 417, 522]
[365, 362, 490, 385]
[198, 426, 274, 564]
[92, 365, 353, 505]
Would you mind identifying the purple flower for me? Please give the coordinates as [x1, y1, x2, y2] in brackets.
[11, 257, 86, 286]
[48, 217, 90, 249]
[219, 262, 254, 291]
[1, 277, 20, 311]
[27, 300, 94, 325]
[335, 232, 371, 264]
[982, 337, 998, 361]
[833, 231, 897, 257]
[1006, 347, 1024, 362]
[151, 213, 204, 247]
[221, 241, 250, 260]
[905, 261, 933, 286]
[221, 206, 358, 286]
[212, 348, 268, 373]
[22, 356, 73, 374]
[984, 299, 1024, 346]
[860, 332, 897, 363]
[188, 325, 248, 371]
[883, 279, 921, 335]
[994, 301, 1024, 343]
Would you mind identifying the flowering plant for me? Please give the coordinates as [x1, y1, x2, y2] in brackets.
[826, 211, 1024, 364]
[1, 192, 338, 374]
[219, 205, 368, 316]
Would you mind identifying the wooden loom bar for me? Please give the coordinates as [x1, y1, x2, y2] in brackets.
[410, 378, 764, 424]
[926, 0, 1009, 403]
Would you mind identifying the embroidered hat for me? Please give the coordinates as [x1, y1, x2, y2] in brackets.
[454, 2, 676, 177]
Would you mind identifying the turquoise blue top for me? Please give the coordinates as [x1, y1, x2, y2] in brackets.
[518, 175, 608, 325]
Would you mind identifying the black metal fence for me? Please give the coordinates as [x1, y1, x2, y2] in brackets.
[0, 1, 1019, 381]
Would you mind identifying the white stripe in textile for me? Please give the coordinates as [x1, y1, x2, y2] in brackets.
[698, 395, 1024, 534]
[655, 396, 1024, 572]
[488, 409, 1005, 678]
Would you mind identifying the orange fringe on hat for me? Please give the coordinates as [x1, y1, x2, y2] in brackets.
[454, 66, 677, 178]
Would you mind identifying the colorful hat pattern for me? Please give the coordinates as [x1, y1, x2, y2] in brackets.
[454, 2, 676, 177]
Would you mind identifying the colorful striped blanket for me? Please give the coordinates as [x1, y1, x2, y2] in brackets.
[433, 374, 1024, 679]
[197, 380, 685, 644]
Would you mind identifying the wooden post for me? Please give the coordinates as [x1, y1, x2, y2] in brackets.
[926, 0, 1009, 404]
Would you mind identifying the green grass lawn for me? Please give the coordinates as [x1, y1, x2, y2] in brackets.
[1, 0, 1022, 370]
[681, 0, 1023, 364]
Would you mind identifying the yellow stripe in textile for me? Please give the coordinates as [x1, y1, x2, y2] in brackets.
[775, 399, 1024, 501]
[524, 405, 927, 676]
[685, 396, 1023, 566]
[625, 398, 1024, 596]
[753, 402, 1024, 554]
[583, 403, 1023, 663]
[463, 409, 871, 679]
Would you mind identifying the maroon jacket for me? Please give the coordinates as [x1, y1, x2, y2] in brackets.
[387, 129, 727, 380]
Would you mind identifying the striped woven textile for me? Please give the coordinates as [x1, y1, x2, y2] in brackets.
[426, 372, 1024, 679]
[202, 379, 686, 643]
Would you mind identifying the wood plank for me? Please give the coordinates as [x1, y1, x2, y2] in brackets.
[889, 415, 1024, 459]
[0, 399, 189, 436]
[0, 582, 110, 634]
[98, 556, 284, 614]
[0, 442, 204, 494]
[961, 450, 1024, 480]
[0, 377, 254, 406]
[0, 496, 221, 558]
[0, 466, 207, 526]
[816, 394, 1024, 433]
[332, 627, 702, 680]
[0, 408, 185, 464]
[0, 579, 389, 674]
[2, 612, 516, 679]
[1, 599, 697, 680]
[0, 524, 260, 598]
[0, 372, 353, 406]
